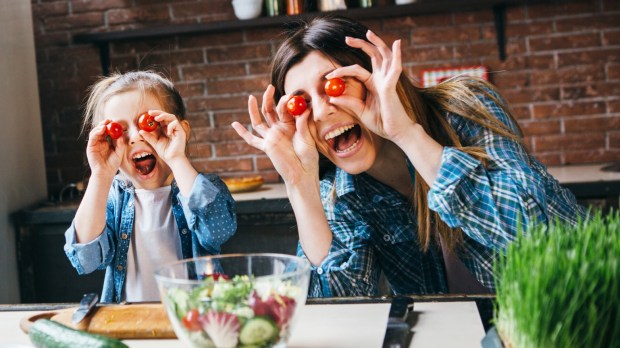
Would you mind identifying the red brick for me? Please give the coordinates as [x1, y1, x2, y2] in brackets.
[247, 60, 272, 76]
[534, 133, 605, 152]
[72, 0, 131, 13]
[188, 143, 213, 158]
[182, 63, 246, 81]
[520, 120, 561, 136]
[529, 33, 600, 52]
[44, 12, 104, 31]
[207, 76, 269, 95]
[564, 150, 620, 164]
[533, 101, 606, 119]
[527, 2, 596, 20]
[245, 27, 287, 43]
[490, 71, 530, 89]
[260, 171, 280, 183]
[558, 48, 619, 67]
[403, 46, 453, 63]
[609, 99, 620, 114]
[32, 1, 69, 17]
[176, 82, 206, 98]
[35, 32, 70, 47]
[609, 131, 620, 149]
[214, 111, 251, 127]
[556, 13, 620, 33]
[179, 31, 244, 48]
[112, 38, 178, 55]
[454, 42, 497, 59]
[192, 127, 242, 143]
[192, 158, 253, 173]
[138, 50, 205, 68]
[214, 142, 261, 157]
[603, 30, 620, 46]
[207, 44, 272, 63]
[412, 27, 481, 45]
[256, 156, 274, 171]
[171, 1, 229, 18]
[562, 82, 620, 101]
[531, 65, 605, 86]
[564, 116, 620, 133]
[506, 22, 552, 38]
[187, 95, 248, 112]
[107, 6, 170, 25]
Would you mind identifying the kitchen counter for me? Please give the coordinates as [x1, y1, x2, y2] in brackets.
[0, 295, 488, 348]
[12, 163, 619, 303]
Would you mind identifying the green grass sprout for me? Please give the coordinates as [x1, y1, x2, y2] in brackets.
[494, 209, 619, 348]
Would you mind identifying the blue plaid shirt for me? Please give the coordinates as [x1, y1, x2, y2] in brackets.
[298, 92, 588, 298]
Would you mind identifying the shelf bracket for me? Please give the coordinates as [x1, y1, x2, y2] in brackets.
[97, 42, 111, 76]
[493, 4, 507, 61]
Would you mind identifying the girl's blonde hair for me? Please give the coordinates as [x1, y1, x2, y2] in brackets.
[82, 71, 186, 134]
[272, 15, 526, 252]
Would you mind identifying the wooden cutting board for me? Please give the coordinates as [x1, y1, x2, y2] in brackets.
[20, 304, 176, 339]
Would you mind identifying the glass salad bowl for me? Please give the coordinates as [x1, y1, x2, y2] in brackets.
[155, 254, 311, 348]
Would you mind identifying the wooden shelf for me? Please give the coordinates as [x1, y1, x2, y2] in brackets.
[72, 0, 527, 74]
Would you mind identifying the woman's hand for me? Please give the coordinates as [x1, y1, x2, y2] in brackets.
[232, 84, 319, 186]
[326, 31, 416, 145]
[140, 110, 189, 165]
[86, 120, 125, 178]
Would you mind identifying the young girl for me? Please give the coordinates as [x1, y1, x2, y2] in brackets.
[65, 71, 237, 303]
[232, 16, 587, 297]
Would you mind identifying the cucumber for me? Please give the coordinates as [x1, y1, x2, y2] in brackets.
[238, 317, 278, 346]
[29, 319, 128, 348]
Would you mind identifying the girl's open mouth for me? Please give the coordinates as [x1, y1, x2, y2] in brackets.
[133, 152, 156, 175]
[325, 124, 362, 153]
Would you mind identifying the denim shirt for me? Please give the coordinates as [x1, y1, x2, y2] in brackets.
[299, 92, 587, 298]
[64, 173, 237, 303]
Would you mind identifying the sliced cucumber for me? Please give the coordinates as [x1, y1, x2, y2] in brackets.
[238, 316, 278, 346]
[29, 319, 128, 348]
[168, 287, 190, 318]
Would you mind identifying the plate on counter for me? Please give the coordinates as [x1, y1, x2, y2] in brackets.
[223, 175, 264, 193]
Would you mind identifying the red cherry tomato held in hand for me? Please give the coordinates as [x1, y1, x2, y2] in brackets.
[325, 77, 345, 97]
[105, 122, 123, 140]
[138, 112, 158, 132]
[286, 96, 307, 117]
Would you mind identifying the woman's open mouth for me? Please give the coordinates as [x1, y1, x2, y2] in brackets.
[133, 151, 156, 176]
[325, 124, 362, 154]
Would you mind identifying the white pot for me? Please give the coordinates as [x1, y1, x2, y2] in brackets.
[232, 0, 264, 20]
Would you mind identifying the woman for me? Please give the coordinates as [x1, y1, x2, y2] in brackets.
[232, 16, 587, 297]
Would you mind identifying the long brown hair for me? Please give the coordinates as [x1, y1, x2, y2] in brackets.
[271, 15, 525, 252]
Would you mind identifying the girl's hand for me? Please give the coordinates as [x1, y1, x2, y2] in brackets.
[86, 120, 125, 177]
[140, 110, 188, 165]
[326, 31, 416, 145]
[232, 84, 319, 185]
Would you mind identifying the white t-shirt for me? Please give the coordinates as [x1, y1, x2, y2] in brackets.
[125, 186, 182, 302]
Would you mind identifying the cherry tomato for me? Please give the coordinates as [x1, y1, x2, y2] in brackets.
[105, 122, 123, 140]
[182, 309, 202, 331]
[286, 96, 307, 117]
[138, 112, 158, 132]
[325, 77, 345, 97]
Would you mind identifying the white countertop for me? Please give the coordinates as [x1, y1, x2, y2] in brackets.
[233, 163, 620, 202]
[0, 301, 484, 348]
[546, 163, 620, 184]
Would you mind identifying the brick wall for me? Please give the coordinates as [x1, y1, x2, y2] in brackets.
[31, 0, 620, 198]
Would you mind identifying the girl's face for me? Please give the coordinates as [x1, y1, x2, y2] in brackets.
[284, 51, 384, 174]
[101, 90, 173, 189]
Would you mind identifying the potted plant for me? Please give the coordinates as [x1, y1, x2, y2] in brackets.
[487, 209, 619, 348]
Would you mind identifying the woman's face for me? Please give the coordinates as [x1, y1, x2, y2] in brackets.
[284, 51, 384, 175]
[101, 90, 173, 189]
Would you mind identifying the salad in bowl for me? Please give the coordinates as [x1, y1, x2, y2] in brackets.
[155, 254, 310, 348]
